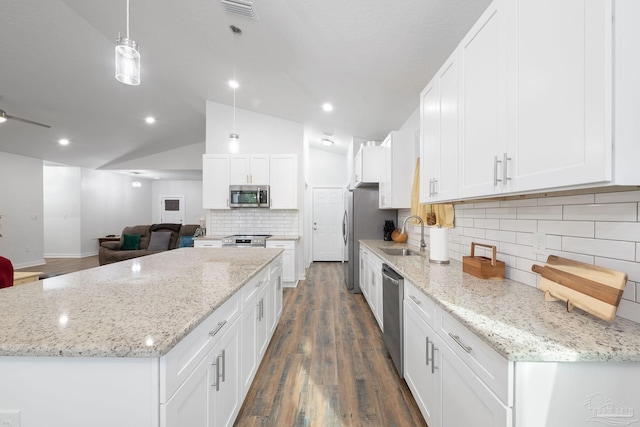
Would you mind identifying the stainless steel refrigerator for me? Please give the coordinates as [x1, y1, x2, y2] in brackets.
[342, 187, 397, 293]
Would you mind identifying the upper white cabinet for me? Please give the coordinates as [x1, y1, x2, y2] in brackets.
[354, 145, 381, 187]
[457, 0, 509, 199]
[379, 130, 414, 209]
[423, 0, 637, 201]
[203, 154, 230, 209]
[229, 155, 270, 185]
[506, 0, 612, 192]
[420, 49, 459, 203]
[269, 154, 298, 209]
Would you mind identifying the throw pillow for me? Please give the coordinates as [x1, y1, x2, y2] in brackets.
[121, 234, 141, 251]
[148, 231, 172, 251]
[178, 235, 194, 248]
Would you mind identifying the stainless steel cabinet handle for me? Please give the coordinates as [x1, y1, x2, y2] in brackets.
[430, 341, 438, 374]
[448, 332, 472, 353]
[220, 349, 226, 382]
[260, 298, 264, 320]
[426, 336, 430, 366]
[502, 152, 511, 185]
[211, 358, 220, 391]
[255, 278, 265, 288]
[494, 155, 502, 186]
[209, 320, 227, 337]
[256, 302, 261, 320]
[432, 179, 438, 196]
[409, 295, 422, 305]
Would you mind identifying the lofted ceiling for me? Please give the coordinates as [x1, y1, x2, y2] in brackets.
[0, 0, 491, 179]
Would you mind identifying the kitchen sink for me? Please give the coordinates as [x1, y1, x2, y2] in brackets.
[379, 248, 420, 257]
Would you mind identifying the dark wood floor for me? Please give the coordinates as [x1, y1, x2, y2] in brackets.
[14, 257, 426, 426]
[235, 262, 427, 427]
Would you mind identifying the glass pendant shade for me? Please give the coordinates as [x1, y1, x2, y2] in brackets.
[229, 133, 240, 154]
[115, 36, 140, 86]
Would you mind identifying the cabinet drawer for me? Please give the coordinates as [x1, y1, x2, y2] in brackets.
[436, 307, 512, 405]
[404, 280, 436, 329]
[270, 255, 284, 276]
[194, 240, 222, 248]
[241, 267, 269, 307]
[266, 240, 295, 250]
[160, 292, 240, 403]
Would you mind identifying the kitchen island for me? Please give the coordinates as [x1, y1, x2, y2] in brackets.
[0, 247, 284, 427]
[361, 239, 640, 427]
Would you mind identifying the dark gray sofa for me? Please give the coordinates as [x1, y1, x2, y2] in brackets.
[98, 223, 199, 265]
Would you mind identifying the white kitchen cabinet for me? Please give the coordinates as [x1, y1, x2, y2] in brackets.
[229, 155, 270, 185]
[203, 155, 230, 209]
[269, 154, 298, 209]
[364, 250, 384, 331]
[420, 49, 459, 203]
[506, 0, 612, 192]
[209, 317, 242, 427]
[270, 258, 284, 329]
[359, 245, 369, 299]
[379, 130, 414, 209]
[354, 145, 381, 187]
[457, 0, 510, 199]
[194, 239, 222, 248]
[266, 239, 298, 286]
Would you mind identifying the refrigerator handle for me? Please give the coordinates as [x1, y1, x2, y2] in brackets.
[342, 210, 348, 245]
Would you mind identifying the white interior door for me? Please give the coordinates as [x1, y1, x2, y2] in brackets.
[160, 196, 185, 224]
[312, 188, 344, 261]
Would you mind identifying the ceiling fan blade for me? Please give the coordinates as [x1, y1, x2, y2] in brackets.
[6, 114, 51, 128]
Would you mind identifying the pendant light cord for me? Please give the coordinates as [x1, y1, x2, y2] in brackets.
[126, 0, 130, 39]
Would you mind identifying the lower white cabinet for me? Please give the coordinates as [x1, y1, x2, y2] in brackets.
[194, 239, 222, 248]
[360, 247, 384, 331]
[266, 239, 298, 286]
[404, 279, 512, 427]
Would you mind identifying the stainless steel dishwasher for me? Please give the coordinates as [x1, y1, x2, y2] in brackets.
[382, 263, 404, 376]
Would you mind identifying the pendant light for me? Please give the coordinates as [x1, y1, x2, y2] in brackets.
[229, 25, 242, 154]
[115, 0, 140, 85]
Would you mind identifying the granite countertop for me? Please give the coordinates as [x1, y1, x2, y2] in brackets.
[193, 235, 299, 241]
[360, 240, 640, 363]
[0, 248, 282, 358]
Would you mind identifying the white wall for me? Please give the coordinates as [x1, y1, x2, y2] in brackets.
[151, 180, 204, 225]
[307, 148, 348, 188]
[44, 165, 152, 258]
[0, 152, 44, 268]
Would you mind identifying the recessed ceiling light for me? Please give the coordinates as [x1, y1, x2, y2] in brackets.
[322, 103, 333, 112]
[58, 138, 70, 146]
[321, 138, 334, 146]
[228, 80, 239, 89]
[145, 116, 156, 124]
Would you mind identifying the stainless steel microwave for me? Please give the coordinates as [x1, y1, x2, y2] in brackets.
[229, 185, 270, 208]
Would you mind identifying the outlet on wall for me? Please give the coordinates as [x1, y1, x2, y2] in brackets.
[0, 409, 21, 427]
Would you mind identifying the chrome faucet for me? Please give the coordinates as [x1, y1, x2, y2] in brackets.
[401, 215, 427, 251]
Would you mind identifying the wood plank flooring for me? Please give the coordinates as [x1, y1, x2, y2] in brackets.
[235, 261, 427, 427]
[14, 256, 99, 277]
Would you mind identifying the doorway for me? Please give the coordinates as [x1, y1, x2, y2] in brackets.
[160, 196, 185, 224]
[312, 187, 344, 261]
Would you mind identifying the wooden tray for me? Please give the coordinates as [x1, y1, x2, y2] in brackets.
[462, 243, 505, 279]
[531, 255, 628, 322]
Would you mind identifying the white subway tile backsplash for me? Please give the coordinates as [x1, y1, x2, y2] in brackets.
[563, 203, 637, 222]
[595, 257, 640, 283]
[622, 282, 636, 302]
[472, 201, 501, 209]
[486, 229, 516, 244]
[499, 219, 537, 233]
[474, 218, 500, 229]
[460, 208, 487, 219]
[500, 242, 536, 260]
[595, 190, 640, 203]
[546, 235, 562, 250]
[538, 220, 594, 238]
[486, 208, 517, 219]
[537, 194, 595, 206]
[506, 267, 537, 287]
[463, 228, 486, 239]
[517, 206, 563, 220]
[456, 217, 474, 227]
[617, 299, 640, 324]
[543, 250, 595, 265]
[595, 222, 640, 242]
[206, 209, 299, 236]
[516, 232, 533, 246]
[562, 237, 636, 261]
[500, 198, 539, 208]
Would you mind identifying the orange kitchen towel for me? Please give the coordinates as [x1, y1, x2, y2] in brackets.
[411, 158, 455, 228]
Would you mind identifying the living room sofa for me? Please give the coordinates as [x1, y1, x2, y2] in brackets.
[98, 223, 199, 266]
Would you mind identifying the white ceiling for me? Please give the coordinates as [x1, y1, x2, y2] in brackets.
[0, 0, 491, 179]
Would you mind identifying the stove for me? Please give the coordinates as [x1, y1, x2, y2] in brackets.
[222, 234, 272, 247]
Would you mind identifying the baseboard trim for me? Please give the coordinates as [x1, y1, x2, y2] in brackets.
[12, 258, 46, 270]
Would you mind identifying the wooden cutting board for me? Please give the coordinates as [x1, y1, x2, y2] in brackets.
[531, 255, 628, 322]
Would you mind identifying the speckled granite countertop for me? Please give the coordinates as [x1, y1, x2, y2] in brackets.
[360, 240, 640, 363]
[194, 235, 299, 241]
[0, 248, 282, 358]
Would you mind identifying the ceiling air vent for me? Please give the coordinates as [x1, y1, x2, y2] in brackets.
[221, 0, 258, 20]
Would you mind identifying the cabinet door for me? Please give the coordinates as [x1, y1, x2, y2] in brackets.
[359, 249, 369, 299]
[210, 318, 242, 427]
[458, 0, 509, 199]
[354, 149, 363, 186]
[270, 262, 283, 323]
[269, 155, 298, 209]
[249, 155, 270, 185]
[203, 155, 230, 209]
[240, 296, 258, 397]
[379, 136, 391, 208]
[229, 155, 250, 185]
[404, 302, 439, 427]
[420, 79, 439, 204]
[256, 285, 270, 358]
[435, 51, 459, 201]
[439, 338, 511, 427]
[161, 350, 210, 427]
[508, 0, 612, 192]
[266, 241, 296, 284]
